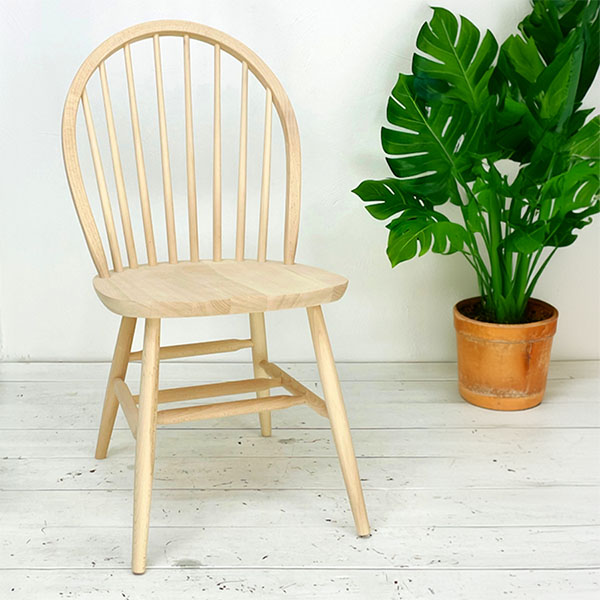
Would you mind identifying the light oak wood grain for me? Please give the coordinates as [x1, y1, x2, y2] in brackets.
[308, 306, 369, 536]
[261, 360, 328, 417]
[156, 394, 305, 425]
[152, 34, 177, 265]
[132, 319, 160, 573]
[98, 62, 137, 268]
[63, 20, 301, 270]
[95, 317, 136, 458]
[129, 338, 253, 361]
[60, 20, 356, 574]
[123, 43, 156, 266]
[139, 377, 281, 404]
[249, 313, 272, 436]
[93, 260, 348, 318]
[236, 61, 249, 261]
[113, 378, 138, 437]
[81, 89, 122, 273]
[258, 89, 273, 262]
[183, 34, 198, 262]
[212, 42, 222, 261]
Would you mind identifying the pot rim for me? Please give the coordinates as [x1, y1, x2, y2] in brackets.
[453, 297, 559, 329]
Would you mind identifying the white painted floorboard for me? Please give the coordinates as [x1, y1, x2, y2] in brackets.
[0, 361, 598, 599]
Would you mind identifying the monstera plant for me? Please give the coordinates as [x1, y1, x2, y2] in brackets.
[353, 0, 599, 410]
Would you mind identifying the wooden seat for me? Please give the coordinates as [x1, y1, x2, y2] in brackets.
[62, 19, 369, 575]
[94, 260, 348, 318]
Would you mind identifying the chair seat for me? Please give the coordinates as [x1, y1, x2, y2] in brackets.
[93, 260, 348, 318]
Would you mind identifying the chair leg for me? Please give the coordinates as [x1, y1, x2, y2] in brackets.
[249, 312, 271, 436]
[307, 305, 370, 536]
[95, 317, 137, 459]
[132, 318, 161, 574]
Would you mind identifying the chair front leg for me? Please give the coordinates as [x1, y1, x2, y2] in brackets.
[132, 318, 161, 574]
[95, 317, 137, 459]
[307, 305, 370, 536]
[249, 312, 272, 436]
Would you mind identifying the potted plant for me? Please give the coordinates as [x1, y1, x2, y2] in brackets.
[353, 0, 599, 410]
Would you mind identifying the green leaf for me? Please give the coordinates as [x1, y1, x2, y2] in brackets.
[575, 1, 599, 103]
[382, 74, 473, 203]
[540, 159, 600, 218]
[519, 0, 565, 65]
[544, 204, 600, 247]
[503, 222, 547, 253]
[351, 178, 426, 220]
[499, 34, 545, 95]
[533, 32, 583, 131]
[385, 213, 469, 266]
[412, 7, 498, 112]
[568, 116, 600, 159]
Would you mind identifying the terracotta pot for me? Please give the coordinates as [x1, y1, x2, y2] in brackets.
[453, 297, 558, 411]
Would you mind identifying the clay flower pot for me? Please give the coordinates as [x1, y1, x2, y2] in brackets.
[453, 297, 558, 411]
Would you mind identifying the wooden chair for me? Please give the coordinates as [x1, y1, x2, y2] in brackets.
[61, 20, 369, 574]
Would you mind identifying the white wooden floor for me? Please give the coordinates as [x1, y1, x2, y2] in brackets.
[0, 360, 598, 599]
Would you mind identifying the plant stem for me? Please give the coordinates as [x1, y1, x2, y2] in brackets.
[525, 247, 558, 298]
[486, 187, 506, 319]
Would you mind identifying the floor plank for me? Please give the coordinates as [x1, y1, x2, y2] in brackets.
[1, 488, 598, 528]
[1, 455, 597, 490]
[1, 427, 596, 459]
[0, 361, 598, 598]
[1, 379, 599, 430]
[1, 360, 598, 382]
[1, 525, 599, 569]
[1, 568, 597, 600]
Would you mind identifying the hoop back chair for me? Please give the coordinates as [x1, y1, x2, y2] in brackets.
[62, 20, 369, 573]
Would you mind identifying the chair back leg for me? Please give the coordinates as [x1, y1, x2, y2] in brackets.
[307, 305, 370, 536]
[132, 318, 161, 574]
[95, 317, 136, 459]
[249, 312, 272, 436]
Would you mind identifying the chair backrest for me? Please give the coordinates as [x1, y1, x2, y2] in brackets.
[62, 20, 301, 278]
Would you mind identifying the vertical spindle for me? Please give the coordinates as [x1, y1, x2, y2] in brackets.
[99, 62, 138, 268]
[235, 61, 249, 261]
[153, 34, 177, 263]
[257, 88, 273, 262]
[124, 44, 157, 265]
[213, 44, 222, 261]
[81, 88, 123, 272]
[183, 35, 199, 261]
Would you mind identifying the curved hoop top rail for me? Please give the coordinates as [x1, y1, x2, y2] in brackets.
[62, 20, 301, 277]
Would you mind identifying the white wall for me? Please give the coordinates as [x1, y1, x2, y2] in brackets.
[0, 0, 598, 362]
